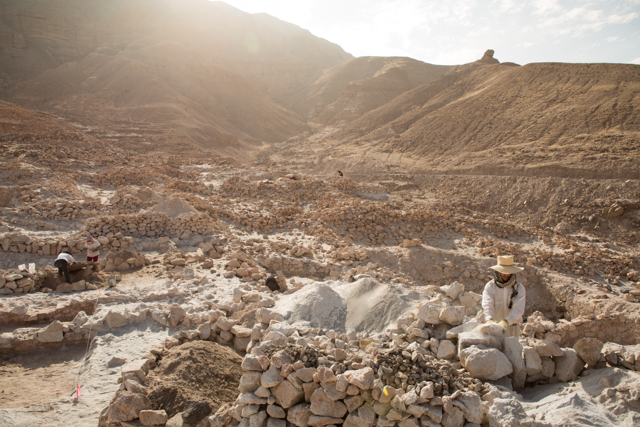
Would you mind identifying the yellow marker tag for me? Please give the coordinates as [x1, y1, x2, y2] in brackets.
[383, 386, 389, 396]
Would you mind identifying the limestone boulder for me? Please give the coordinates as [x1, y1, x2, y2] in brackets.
[456, 391, 482, 424]
[523, 346, 542, 376]
[139, 409, 168, 426]
[439, 306, 465, 326]
[441, 281, 465, 300]
[343, 410, 375, 427]
[242, 354, 270, 371]
[272, 379, 304, 409]
[441, 406, 464, 427]
[573, 337, 603, 367]
[105, 311, 128, 329]
[349, 367, 374, 389]
[168, 303, 187, 327]
[267, 404, 286, 419]
[436, 340, 457, 360]
[240, 371, 263, 393]
[460, 345, 513, 381]
[310, 388, 347, 418]
[308, 415, 344, 426]
[262, 365, 284, 388]
[121, 359, 150, 382]
[267, 417, 286, 427]
[287, 403, 312, 427]
[532, 339, 564, 358]
[37, 320, 64, 343]
[107, 390, 152, 422]
[503, 337, 526, 390]
[458, 291, 482, 308]
[417, 302, 441, 325]
[554, 349, 585, 382]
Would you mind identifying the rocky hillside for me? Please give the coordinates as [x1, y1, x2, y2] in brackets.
[0, 0, 351, 157]
[291, 56, 452, 124]
[314, 61, 640, 178]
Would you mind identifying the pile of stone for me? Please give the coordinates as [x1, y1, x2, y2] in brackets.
[0, 231, 133, 256]
[224, 251, 268, 282]
[523, 312, 640, 373]
[101, 249, 150, 273]
[0, 270, 37, 295]
[0, 264, 93, 295]
[325, 176, 387, 196]
[93, 274, 640, 426]
[83, 212, 221, 240]
[18, 199, 104, 221]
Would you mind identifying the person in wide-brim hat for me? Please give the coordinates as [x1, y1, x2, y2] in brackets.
[482, 255, 526, 337]
[489, 255, 524, 275]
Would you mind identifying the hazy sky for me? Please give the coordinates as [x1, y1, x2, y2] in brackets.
[219, 0, 640, 65]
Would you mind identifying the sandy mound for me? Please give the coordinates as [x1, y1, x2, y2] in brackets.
[521, 367, 640, 426]
[146, 341, 243, 418]
[334, 277, 421, 333]
[272, 277, 420, 333]
[273, 282, 347, 331]
[148, 197, 198, 219]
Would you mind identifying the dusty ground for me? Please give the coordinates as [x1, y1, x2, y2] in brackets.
[0, 346, 85, 409]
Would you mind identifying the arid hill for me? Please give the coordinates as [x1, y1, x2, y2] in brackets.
[0, 100, 101, 149]
[292, 56, 452, 124]
[0, 0, 351, 158]
[304, 61, 640, 179]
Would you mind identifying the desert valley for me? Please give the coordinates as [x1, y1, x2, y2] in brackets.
[0, 1, 639, 427]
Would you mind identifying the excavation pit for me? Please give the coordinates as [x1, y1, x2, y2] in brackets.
[0, 345, 85, 409]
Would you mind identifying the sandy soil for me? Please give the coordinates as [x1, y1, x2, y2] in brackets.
[0, 322, 170, 427]
[0, 346, 85, 409]
[147, 341, 244, 418]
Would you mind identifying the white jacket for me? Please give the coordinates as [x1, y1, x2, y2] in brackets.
[55, 252, 76, 264]
[85, 240, 101, 257]
[482, 279, 526, 326]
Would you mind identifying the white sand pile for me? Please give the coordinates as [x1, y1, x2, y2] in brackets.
[272, 277, 421, 332]
[273, 282, 347, 331]
[148, 197, 198, 219]
[521, 367, 640, 426]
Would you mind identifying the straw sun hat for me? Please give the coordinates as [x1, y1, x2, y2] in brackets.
[489, 255, 524, 274]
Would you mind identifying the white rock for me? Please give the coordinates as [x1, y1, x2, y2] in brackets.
[503, 337, 526, 390]
[436, 340, 457, 360]
[417, 303, 441, 325]
[37, 321, 64, 343]
[439, 306, 465, 326]
[554, 348, 585, 382]
[460, 345, 513, 381]
[440, 281, 465, 300]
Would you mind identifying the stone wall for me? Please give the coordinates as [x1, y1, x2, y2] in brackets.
[83, 212, 221, 239]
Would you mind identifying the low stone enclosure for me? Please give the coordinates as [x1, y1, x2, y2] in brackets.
[2, 275, 637, 426]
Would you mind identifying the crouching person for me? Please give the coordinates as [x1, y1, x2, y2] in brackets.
[54, 250, 76, 284]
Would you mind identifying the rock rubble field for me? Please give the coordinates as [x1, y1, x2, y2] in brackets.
[0, 101, 639, 427]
